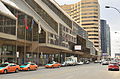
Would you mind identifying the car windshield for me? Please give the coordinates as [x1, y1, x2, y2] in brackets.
[0, 64, 8, 67]
[23, 63, 29, 65]
[49, 61, 56, 64]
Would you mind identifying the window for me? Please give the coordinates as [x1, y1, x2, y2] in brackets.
[95, 45, 99, 47]
[81, 13, 98, 15]
[81, 6, 98, 8]
[81, 2, 98, 5]
[88, 34, 98, 36]
[82, 16, 98, 18]
[0, 14, 16, 35]
[81, 9, 98, 11]
[42, 0, 72, 28]
[89, 38, 99, 40]
[82, 23, 98, 25]
[82, 20, 98, 22]
[84, 27, 98, 29]
[87, 31, 98, 32]
[25, 0, 58, 33]
[94, 42, 99, 43]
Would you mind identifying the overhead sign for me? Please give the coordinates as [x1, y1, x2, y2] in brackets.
[74, 45, 81, 50]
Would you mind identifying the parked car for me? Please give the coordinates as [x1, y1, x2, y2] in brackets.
[0, 63, 20, 74]
[117, 62, 120, 66]
[102, 61, 109, 65]
[94, 60, 101, 63]
[108, 63, 119, 71]
[20, 63, 38, 71]
[45, 61, 61, 68]
[77, 61, 84, 65]
[65, 56, 77, 66]
[84, 61, 90, 64]
[61, 62, 67, 67]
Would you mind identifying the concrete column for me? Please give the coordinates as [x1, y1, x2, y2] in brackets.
[31, 52, 34, 62]
[37, 53, 39, 65]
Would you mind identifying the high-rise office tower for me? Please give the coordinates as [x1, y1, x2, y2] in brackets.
[61, 0, 101, 54]
[100, 20, 111, 56]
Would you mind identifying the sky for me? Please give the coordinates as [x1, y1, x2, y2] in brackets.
[55, 0, 120, 57]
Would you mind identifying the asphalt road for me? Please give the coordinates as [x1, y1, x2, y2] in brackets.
[1, 63, 120, 79]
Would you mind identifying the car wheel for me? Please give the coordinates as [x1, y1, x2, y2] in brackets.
[52, 66, 54, 68]
[15, 68, 19, 73]
[58, 66, 60, 68]
[28, 67, 30, 71]
[35, 67, 38, 70]
[4, 70, 7, 74]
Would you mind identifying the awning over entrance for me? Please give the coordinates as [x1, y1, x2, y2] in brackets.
[38, 44, 84, 55]
[0, 1, 16, 20]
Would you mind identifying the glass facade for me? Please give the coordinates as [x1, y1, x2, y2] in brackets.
[0, 14, 16, 35]
[42, 0, 72, 28]
[25, 0, 58, 33]
[0, 0, 96, 65]
[0, 45, 16, 63]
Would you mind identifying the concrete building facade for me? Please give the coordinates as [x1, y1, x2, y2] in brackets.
[0, 0, 97, 65]
[61, 0, 101, 56]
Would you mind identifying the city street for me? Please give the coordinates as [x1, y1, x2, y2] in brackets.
[1, 63, 120, 79]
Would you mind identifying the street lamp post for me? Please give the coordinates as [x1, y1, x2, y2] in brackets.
[105, 6, 120, 14]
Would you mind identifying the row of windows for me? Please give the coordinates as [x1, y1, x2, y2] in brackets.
[81, 13, 98, 15]
[94, 42, 99, 43]
[25, 0, 58, 33]
[60, 24, 77, 43]
[87, 31, 98, 33]
[88, 34, 98, 36]
[84, 27, 98, 29]
[94, 45, 99, 47]
[81, 2, 98, 5]
[81, 16, 98, 18]
[0, 45, 16, 56]
[82, 23, 98, 26]
[5, 4, 41, 41]
[81, 5, 98, 8]
[74, 18, 80, 21]
[0, 14, 16, 35]
[81, 9, 98, 11]
[42, 0, 72, 28]
[71, 5, 80, 9]
[82, 20, 98, 22]
[89, 38, 99, 40]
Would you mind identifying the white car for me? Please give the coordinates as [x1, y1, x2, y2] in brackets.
[94, 60, 101, 63]
[102, 61, 109, 65]
[61, 62, 67, 67]
[84, 61, 90, 64]
[77, 61, 84, 65]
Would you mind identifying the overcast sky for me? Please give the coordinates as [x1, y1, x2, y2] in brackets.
[55, 0, 120, 57]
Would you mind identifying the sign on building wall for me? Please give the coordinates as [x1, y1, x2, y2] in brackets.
[74, 45, 81, 50]
[16, 52, 19, 58]
[102, 53, 108, 56]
